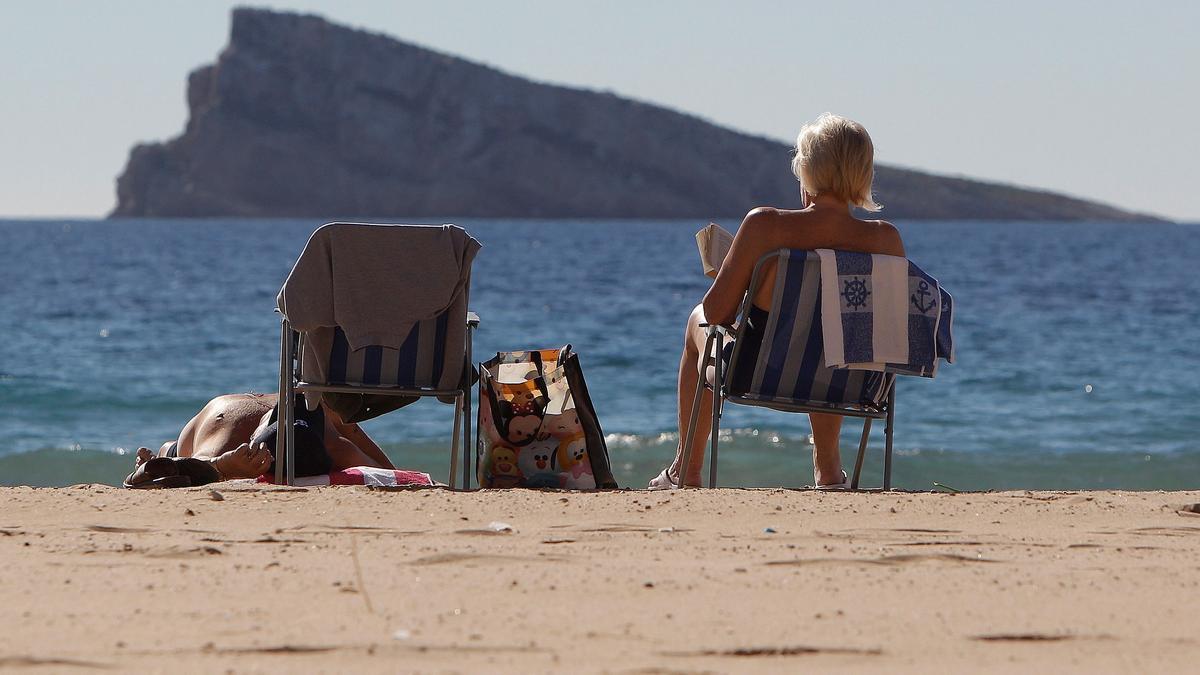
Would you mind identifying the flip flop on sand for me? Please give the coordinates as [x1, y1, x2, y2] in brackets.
[124, 457, 223, 489]
[814, 470, 850, 491]
[647, 468, 680, 491]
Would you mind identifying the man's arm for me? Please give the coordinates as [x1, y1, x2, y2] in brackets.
[324, 408, 395, 469]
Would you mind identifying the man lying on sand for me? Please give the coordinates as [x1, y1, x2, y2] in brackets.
[125, 392, 394, 488]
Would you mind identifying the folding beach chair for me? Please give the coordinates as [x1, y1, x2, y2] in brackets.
[274, 223, 481, 488]
[681, 249, 898, 490]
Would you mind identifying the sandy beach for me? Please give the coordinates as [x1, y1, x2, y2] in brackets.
[2, 485, 1199, 673]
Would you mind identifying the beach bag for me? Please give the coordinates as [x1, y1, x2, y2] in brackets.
[478, 346, 617, 489]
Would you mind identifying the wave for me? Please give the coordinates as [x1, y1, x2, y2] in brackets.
[0, 448, 135, 488]
[3, 432, 1198, 491]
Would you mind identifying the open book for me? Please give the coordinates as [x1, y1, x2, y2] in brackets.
[695, 222, 734, 277]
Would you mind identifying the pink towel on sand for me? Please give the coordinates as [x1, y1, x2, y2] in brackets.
[258, 466, 434, 487]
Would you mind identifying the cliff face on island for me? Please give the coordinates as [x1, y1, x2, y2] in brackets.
[113, 8, 1155, 221]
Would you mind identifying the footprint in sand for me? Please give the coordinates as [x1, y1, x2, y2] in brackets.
[765, 553, 999, 567]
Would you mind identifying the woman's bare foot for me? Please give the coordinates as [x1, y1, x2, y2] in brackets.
[210, 443, 273, 479]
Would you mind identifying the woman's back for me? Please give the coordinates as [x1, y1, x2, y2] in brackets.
[746, 204, 904, 310]
[704, 200, 905, 321]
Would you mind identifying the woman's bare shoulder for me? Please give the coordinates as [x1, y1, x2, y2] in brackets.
[732, 206, 775, 239]
[743, 206, 789, 223]
[742, 206, 813, 231]
[738, 207, 815, 247]
[866, 218, 905, 256]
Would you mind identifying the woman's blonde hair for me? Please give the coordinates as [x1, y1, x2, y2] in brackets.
[791, 113, 881, 211]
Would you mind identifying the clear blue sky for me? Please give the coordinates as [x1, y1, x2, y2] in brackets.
[2, 0, 1196, 221]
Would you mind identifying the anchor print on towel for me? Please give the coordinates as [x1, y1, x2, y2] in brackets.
[910, 279, 937, 314]
[840, 276, 872, 312]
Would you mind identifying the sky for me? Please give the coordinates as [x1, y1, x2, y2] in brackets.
[1, 0, 1196, 221]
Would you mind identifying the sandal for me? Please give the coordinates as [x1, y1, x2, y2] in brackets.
[814, 470, 850, 491]
[647, 468, 680, 491]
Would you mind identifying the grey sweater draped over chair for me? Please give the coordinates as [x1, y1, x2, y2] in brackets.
[278, 222, 481, 418]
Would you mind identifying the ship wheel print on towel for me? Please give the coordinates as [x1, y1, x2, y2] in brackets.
[841, 276, 872, 311]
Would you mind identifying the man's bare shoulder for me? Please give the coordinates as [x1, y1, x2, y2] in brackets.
[201, 393, 276, 418]
[206, 392, 275, 406]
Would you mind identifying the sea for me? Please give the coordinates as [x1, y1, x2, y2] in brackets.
[1, 218, 1197, 491]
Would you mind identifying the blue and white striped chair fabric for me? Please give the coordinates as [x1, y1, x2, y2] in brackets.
[282, 309, 475, 489]
[727, 250, 891, 411]
[325, 312, 450, 387]
[688, 248, 898, 490]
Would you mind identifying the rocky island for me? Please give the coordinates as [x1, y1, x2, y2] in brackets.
[112, 8, 1155, 221]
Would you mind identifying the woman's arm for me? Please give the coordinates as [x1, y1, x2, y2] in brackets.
[701, 208, 772, 325]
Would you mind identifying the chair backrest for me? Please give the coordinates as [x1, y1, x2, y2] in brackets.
[280, 222, 480, 393]
[726, 249, 890, 410]
[324, 314, 449, 387]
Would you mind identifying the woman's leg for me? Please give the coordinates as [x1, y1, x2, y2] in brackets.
[809, 412, 844, 485]
[663, 305, 712, 487]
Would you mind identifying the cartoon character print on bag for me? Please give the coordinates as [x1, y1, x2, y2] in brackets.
[517, 438, 562, 489]
[496, 389, 548, 446]
[507, 389, 544, 416]
[488, 445, 524, 488]
[478, 388, 504, 443]
[555, 433, 594, 488]
[537, 410, 581, 441]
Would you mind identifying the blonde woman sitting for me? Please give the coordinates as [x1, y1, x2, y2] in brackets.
[650, 113, 906, 489]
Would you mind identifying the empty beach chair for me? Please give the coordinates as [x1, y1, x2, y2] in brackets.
[275, 222, 481, 488]
[681, 249, 952, 490]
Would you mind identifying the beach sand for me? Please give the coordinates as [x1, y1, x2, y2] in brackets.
[2, 485, 1199, 673]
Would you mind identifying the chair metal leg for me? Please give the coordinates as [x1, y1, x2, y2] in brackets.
[462, 388, 472, 491]
[679, 332, 715, 489]
[284, 379, 296, 487]
[463, 327, 474, 491]
[883, 382, 896, 491]
[449, 393, 462, 490]
[709, 331, 723, 488]
[279, 322, 298, 486]
[852, 418, 871, 490]
[275, 320, 289, 485]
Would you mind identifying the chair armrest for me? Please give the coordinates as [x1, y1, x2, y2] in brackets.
[466, 311, 481, 328]
[698, 322, 734, 337]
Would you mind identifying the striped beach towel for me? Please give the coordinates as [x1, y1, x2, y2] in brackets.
[815, 249, 954, 377]
[258, 466, 435, 487]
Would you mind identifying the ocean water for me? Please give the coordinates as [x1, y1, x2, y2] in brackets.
[1, 218, 1197, 490]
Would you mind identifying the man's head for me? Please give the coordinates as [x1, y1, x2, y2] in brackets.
[250, 417, 332, 478]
